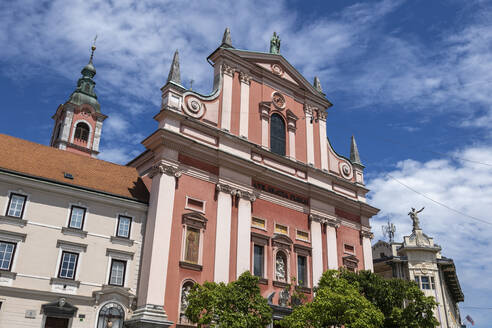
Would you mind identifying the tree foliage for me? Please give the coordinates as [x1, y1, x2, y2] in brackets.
[339, 270, 439, 328]
[280, 270, 384, 328]
[184, 271, 272, 328]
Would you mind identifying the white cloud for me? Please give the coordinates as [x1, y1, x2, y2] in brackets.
[368, 145, 492, 324]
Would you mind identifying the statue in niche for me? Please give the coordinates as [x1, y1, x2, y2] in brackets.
[275, 252, 287, 282]
[278, 289, 289, 307]
[180, 283, 193, 323]
[408, 207, 425, 231]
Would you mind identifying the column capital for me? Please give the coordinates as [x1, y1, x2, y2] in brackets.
[360, 230, 374, 239]
[309, 214, 340, 228]
[149, 162, 182, 179]
[216, 183, 257, 202]
[303, 103, 317, 116]
[239, 71, 252, 85]
[222, 63, 235, 77]
[236, 190, 257, 202]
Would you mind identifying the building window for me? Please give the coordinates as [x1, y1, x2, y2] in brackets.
[74, 122, 90, 142]
[270, 113, 286, 156]
[297, 255, 308, 287]
[0, 242, 16, 271]
[275, 223, 288, 235]
[275, 251, 288, 282]
[184, 227, 200, 264]
[185, 197, 205, 213]
[179, 280, 195, 324]
[252, 217, 266, 230]
[109, 259, 126, 286]
[344, 244, 355, 255]
[431, 276, 436, 289]
[253, 244, 264, 277]
[116, 215, 132, 238]
[97, 302, 125, 328]
[69, 206, 86, 230]
[414, 275, 420, 287]
[6, 193, 27, 218]
[58, 251, 79, 280]
[296, 230, 309, 242]
[415, 275, 435, 290]
[421, 276, 430, 289]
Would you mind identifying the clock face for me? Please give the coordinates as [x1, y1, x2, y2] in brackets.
[272, 92, 286, 109]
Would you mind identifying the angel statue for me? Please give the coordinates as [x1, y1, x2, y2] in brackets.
[270, 32, 281, 54]
[408, 207, 424, 231]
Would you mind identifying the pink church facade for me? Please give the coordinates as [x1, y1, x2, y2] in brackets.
[126, 30, 379, 327]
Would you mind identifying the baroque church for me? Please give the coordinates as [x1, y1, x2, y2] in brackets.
[0, 29, 379, 328]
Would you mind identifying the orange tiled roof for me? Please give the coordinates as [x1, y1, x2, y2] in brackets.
[0, 134, 149, 203]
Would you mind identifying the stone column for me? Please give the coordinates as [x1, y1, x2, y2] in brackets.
[304, 104, 315, 165]
[220, 63, 235, 131]
[318, 111, 328, 171]
[214, 183, 233, 283]
[309, 215, 324, 286]
[127, 162, 180, 328]
[259, 102, 271, 148]
[326, 220, 339, 270]
[236, 191, 256, 278]
[239, 72, 251, 138]
[361, 231, 374, 272]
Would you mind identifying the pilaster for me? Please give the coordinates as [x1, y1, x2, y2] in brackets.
[318, 111, 328, 170]
[239, 71, 251, 138]
[309, 215, 323, 286]
[304, 104, 315, 165]
[325, 219, 340, 270]
[236, 190, 256, 278]
[286, 110, 298, 160]
[361, 230, 374, 272]
[220, 63, 235, 131]
[214, 183, 234, 283]
[131, 161, 181, 328]
[259, 102, 271, 148]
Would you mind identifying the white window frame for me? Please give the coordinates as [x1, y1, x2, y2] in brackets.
[105, 249, 133, 288]
[274, 222, 289, 236]
[296, 254, 310, 288]
[54, 241, 86, 281]
[251, 217, 267, 231]
[0, 231, 26, 273]
[66, 203, 88, 230]
[4, 190, 29, 219]
[252, 243, 266, 278]
[70, 119, 93, 148]
[343, 243, 356, 255]
[295, 229, 310, 242]
[114, 212, 134, 239]
[185, 196, 206, 214]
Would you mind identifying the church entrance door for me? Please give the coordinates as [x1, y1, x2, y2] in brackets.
[44, 317, 69, 328]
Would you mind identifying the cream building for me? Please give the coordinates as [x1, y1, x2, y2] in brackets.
[373, 210, 465, 328]
[0, 134, 148, 328]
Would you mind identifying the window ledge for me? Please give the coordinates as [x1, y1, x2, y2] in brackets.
[179, 261, 202, 271]
[0, 271, 17, 279]
[258, 277, 268, 285]
[0, 215, 27, 227]
[61, 227, 88, 238]
[295, 286, 312, 294]
[110, 236, 135, 246]
[50, 277, 80, 288]
[273, 280, 289, 288]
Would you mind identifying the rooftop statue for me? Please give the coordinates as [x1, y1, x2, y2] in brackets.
[408, 207, 424, 232]
[270, 32, 281, 54]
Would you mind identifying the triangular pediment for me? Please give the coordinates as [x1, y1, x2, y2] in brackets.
[226, 49, 331, 107]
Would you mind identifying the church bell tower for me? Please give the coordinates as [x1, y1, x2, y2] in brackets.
[50, 41, 107, 158]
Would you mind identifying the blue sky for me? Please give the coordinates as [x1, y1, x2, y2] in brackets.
[1, 0, 491, 325]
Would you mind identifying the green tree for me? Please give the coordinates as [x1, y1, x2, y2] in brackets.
[280, 270, 384, 328]
[339, 270, 439, 328]
[184, 271, 272, 328]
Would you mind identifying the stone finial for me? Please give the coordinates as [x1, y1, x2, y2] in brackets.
[270, 32, 281, 54]
[313, 76, 323, 92]
[350, 135, 362, 166]
[167, 50, 181, 85]
[221, 27, 233, 48]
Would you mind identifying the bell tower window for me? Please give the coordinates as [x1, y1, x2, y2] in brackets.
[270, 113, 286, 156]
[74, 122, 90, 142]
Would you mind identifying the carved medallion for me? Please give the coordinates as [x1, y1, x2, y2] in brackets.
[183, 96, 205, 118]
[271, 64, 284, 76]
[272, 92, 286, 109]
[339, 162, 353, 180]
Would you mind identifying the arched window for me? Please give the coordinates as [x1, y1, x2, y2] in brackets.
[275, 251, 287, 282]
[270, 114, 286, 156]
[74, 122, 90, 142]
[97, 302, 125, 328]
[179, 280, 196, 324]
